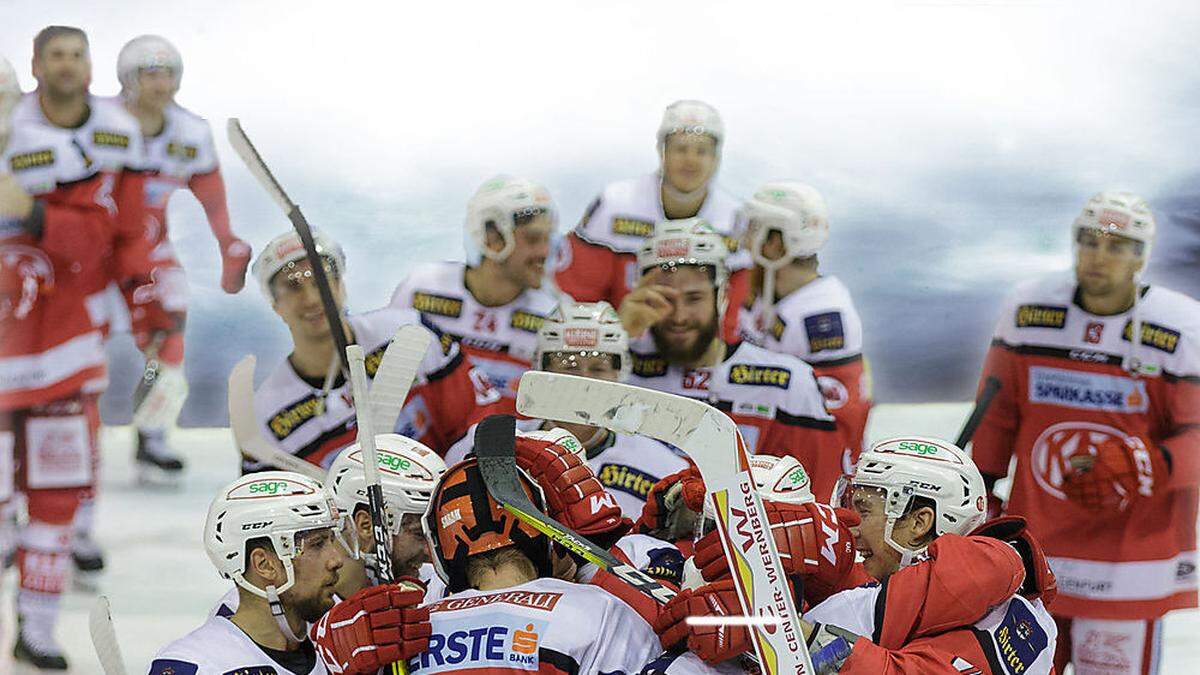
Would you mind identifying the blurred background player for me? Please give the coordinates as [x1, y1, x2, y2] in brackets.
[738, 181, 871, 473]
[246, 229, 500, 470]
[554, 100, 749, 340]
[2, 26, 161, 666]
[972, 191, 1199, 675]
[390, 175, 557, 411]
[412, 452, 661, 673]
[112, 34, 252, 481]
[617, 218, 843, 499]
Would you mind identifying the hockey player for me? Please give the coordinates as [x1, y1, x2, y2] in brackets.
[247, 229, 501, 470]
[407, 453, 662, 673]
[660, 437, 1060, 674]
[553, 100, 749, 340]
[149, 470, 430, 674]
[971, 191, 1200, 675]
[530, 300, 691, 518]
[2, 28, 162, 666]
[737, 182, 872, 465]
[390, 176, 558, 410]
[618, 218, 845, 499]
[112, 35, 252, 479]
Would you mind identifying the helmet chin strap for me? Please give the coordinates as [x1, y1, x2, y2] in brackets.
[265, 584, 307, 645]
[882, 516, 927, 570]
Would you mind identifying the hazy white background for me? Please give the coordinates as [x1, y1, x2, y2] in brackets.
[3, 0, 1198, 423]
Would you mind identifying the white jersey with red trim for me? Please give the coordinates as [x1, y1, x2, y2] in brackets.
[249, 307, 499, 467]
[626, 338, 844, 500]
[640, 650, 747, 674]
[11, 93, 147, 184]
[972, 273, 1200, 619]
[737, 275, 872, 457]
[586, 432, 690, 520]
[390, 260, 557, 407]
[406, 577, 659, 674]
[148, 614, 327, 674]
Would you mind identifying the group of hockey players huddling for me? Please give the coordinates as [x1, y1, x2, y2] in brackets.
[0, 24, 1196, 675]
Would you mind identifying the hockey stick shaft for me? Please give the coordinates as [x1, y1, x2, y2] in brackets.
[955, 375, 1001, 448]
[227, 355, 326, 480]
[89, 596, 129, 675]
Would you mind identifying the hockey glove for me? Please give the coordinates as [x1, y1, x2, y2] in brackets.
[654, 578, 753, 664]
[636, 465, 706, 539]
[313, 579, 430, 674]
[514, 434, 630, 548]
[1062, 433, 1169, 512]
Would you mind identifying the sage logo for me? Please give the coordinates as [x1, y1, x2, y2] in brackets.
[378, 451, 412, 474]
[227, 478, 313, 500]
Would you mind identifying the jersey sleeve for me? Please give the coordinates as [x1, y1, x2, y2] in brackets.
[581, 592, 663, 674]
[1162, 329, 1200, 491]
[971, 304, 1024, 481]
[187, 168, 235, 246]
[388, 273, 415, 310]
[839, 634, 994, 675]
[554, 230, 617, 303]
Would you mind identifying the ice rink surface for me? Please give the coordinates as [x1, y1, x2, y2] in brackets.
[1, 403, 1196, 674]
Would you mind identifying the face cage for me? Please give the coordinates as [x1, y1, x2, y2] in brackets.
[834, 477, 930, 570]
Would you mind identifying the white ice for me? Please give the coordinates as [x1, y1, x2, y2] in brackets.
[1, 403, 1195, 673]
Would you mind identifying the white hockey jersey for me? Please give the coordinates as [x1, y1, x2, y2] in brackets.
[389, 260, 557, 406]
[586, 432, 690, 519]
[149, 614, 327, 674]
[626, 338, 845, 500]
[249, 307, 499, 468]
[10, 93, 146, 187]
[406, 577, 660, 674]
[640, 650, 747, 674]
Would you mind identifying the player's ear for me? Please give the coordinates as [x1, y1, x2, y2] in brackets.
[905, 506, 937, 546]
[353, 509, 374, 545]
[248, 545, 284, 583]
[484, 223, 505, 253]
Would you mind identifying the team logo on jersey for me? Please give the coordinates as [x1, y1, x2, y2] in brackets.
[644, 545, 685, 586]
[1016, 304, 1067, 329]
[8, 149, 55, 171]
[632, 354, 668, 377]
[267, 394, 324, 440]
[0, 245, 54, 321]
[510, 310, 546, 333]
[166, 142, 199, 160]
[412, 291, 463, 318]
[727, 364, 792, 389]
[994, 600, 1048, 675]
[1029, 366, 1148, 413]
[612, 217, 655, 237]
[816, 375, 849, 410]
[1122, 320, 1180, 354]
[597, 463, 658, 499]
[149, 660, 199, 675]
[804, 312, 845, 353]
[1030, 421, 1129, 500]
[92, 130, 131, 148]
[1084, 321, 1104, 344]
[410, 613, 548, 671]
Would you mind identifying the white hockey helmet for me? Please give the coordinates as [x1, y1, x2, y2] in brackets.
[0, 56, 21, 151]
[251, 229, 347, 300]
[847, 436, 987, 568]
[637, 218, 730, 288]
[657, 100, 724, 154]
[204, 471, 342, 599]
[464, 175, 557, 264]
[741, 181, 830, 269]
[534, 301, 631, 382]
[1071, 190, 1156, 259]
[749, 454, 815, 505]
[117, 35, 182, 99]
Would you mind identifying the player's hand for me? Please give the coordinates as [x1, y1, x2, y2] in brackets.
[313, 578, 430, 674]
[636, 465, 706, 539]
[0, 174, 34, 221]
[219, 237, 252, 294]
[654, 578, 752, 664]
[694, 501, 860, 599]
[514, 434, 630, 548]
[618, 270, 680, 338]
[1062, 433, 1169, 512]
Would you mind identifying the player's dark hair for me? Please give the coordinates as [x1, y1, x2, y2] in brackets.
[34, 26, 89, 58]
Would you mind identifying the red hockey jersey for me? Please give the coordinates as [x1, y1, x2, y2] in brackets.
[972, 273, 1200, 619]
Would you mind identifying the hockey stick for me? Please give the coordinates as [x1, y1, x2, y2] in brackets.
[473, 414, 677, 604]
[516, 372, 814, 675]
[227, 355, 325, 480]
[227, 118, 352, 377]
[954, 376, 1001, 448]
[370, 324, 432, 434]
[89, 596, 129, 675]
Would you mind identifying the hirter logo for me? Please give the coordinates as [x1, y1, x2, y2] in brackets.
[1084, 321, 1104, 344]
[654, 238, 691, 258]
[564, 327, 599, 348]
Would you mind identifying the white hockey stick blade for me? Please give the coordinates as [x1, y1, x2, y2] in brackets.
[89, 596, 129, 675]
[346, 345, 381, 485]
[227, 355, 324, 480]
[226, 118, 295, 215]
[516, 372, 814, 675]
[370, 324, 432, 434]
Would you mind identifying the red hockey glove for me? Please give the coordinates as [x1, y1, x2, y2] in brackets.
[654, 578, 752, 664]
[971, 516, 1057, 606]
[514, 434, 630, 547]
[636, 465, 706, 537]
[1062, 433, 1169, 512]
[693, 501, 859, 601]
[313, 579, 430, 674]
[219, 237, 252, 294]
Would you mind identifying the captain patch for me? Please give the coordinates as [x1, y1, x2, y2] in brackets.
[1122, 320, 1181, 354]
[1029, 366, 1148, 413]
[1016, 304, 1067, 329]
[804, 312, 845, 353]
[412, 291, 463, 318]
[727, 364, 792, 389]
[993, 600, 1048, 675]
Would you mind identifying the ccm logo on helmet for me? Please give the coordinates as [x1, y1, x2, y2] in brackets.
[241, 521, 272, 531]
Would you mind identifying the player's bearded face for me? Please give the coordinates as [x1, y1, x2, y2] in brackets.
[499, 214, 554, 290]
[389, 515, 431, 579]
[270, 258, 346, 341]
[1074, 230, 1143, 299]
[33, 35, 90, 100]
[648, 267, 720, 364]
[287, 528, 346, 621]
[662, 133, 718, 194]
